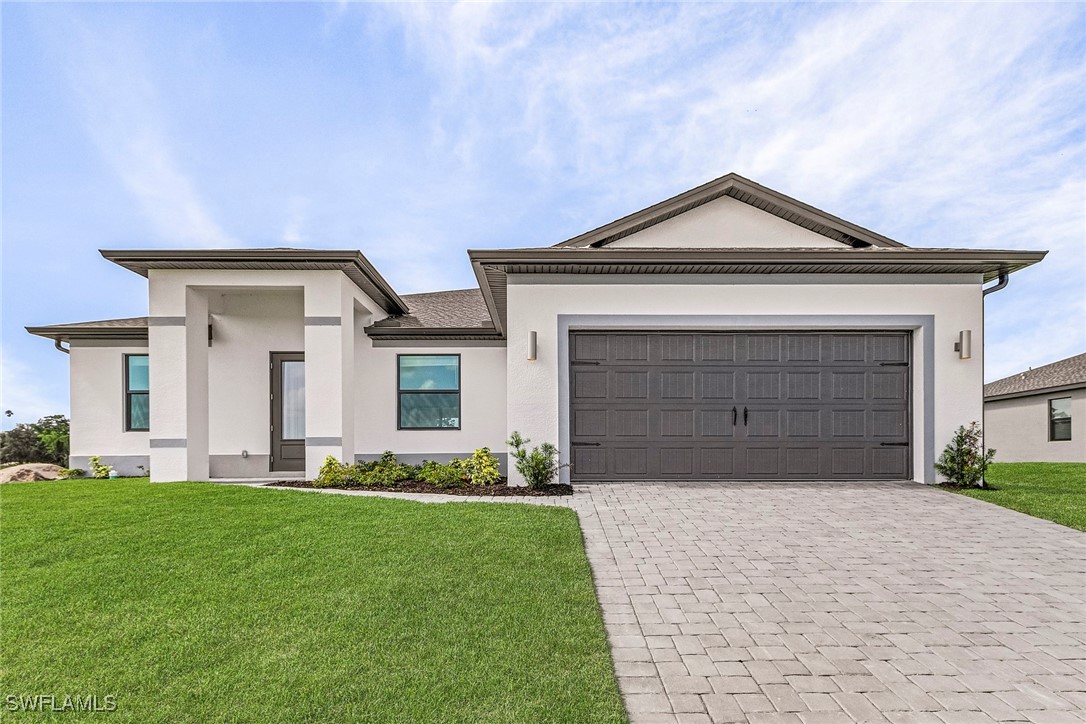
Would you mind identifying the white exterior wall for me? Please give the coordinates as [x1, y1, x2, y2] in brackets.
[985, 389, 1086, 463]
[608, 196, 843, 248]
[505, 274, 985, 484]
[354, 339, 508, 463]
[206, 290, 304, 475]
[69, 340, 150, 476]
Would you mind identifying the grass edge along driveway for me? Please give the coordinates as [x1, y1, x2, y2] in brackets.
[1, 479, 626, 723]
[952, 462, 1086, 533]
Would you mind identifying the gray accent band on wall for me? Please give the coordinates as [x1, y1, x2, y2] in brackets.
[304, 316, 342, 326]
[149, 438, 187, 448]
[70, 455, 149, 477]
[556, 314, 936, 485]
[148, 316, 186, 326]
[356, 452, 509, 477]
[306, 437, 342, 446]
[209, 455, 273, 478]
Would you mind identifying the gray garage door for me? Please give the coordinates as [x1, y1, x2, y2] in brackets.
[569, 331, 910, 481]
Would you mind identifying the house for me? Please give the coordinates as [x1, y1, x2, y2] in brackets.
[26, 173, 1046, 484]
[984, 353, 1086, 463]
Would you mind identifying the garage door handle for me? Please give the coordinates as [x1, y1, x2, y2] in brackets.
[743, 407, 748, 425]
[732, 406, 737, 425]
[571, 442, 601, 447]
[571, 361, 601, 366]
[879, 362, 908, 367]
[880, 442, 909, 446]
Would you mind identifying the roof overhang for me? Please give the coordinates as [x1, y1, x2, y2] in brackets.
[362, 325, 503, 342]
[100, 248, 409, 315]
[552, 173, 908, 249]
[469, 247, 1047, 334]
[26, 320, 149, 343]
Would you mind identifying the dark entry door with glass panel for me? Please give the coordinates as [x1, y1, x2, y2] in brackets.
[270, 352, 305, 472]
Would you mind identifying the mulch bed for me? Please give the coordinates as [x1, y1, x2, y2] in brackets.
[264, 479, 573, 496]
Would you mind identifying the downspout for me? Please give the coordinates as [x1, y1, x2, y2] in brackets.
[54, 339, 70, 354]
[978, 271, 1008, 487]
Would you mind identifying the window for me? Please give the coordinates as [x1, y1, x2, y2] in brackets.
[125, 354, 149, 431]
[1049, 397, 1072, 441]
[398, 355, 460, 429]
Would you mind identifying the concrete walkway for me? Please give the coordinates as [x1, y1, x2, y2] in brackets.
[568, 482, 1086, 724]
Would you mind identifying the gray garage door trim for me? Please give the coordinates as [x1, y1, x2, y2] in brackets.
[568, 330, 912, 481]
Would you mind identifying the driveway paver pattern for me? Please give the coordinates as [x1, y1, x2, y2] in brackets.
[569, 482, 1086, 724]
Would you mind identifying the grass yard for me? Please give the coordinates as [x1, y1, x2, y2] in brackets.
[952, 462, 1086, 532]
[0, 479, 625, 722]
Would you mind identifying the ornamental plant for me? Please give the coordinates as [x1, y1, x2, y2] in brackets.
[88, 456, 113, 479]
[934, 421, 995, 488]
[506, 432, 563, 489]
[314, 456, 351, 488]
[462, 448, 502, 486]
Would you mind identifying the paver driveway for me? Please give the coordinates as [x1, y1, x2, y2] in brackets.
[569, 482, 1086, 724]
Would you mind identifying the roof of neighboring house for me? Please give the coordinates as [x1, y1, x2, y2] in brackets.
[984, 353, 1086, 401]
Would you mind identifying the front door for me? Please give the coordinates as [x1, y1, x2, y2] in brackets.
[270, 352, 305, 472]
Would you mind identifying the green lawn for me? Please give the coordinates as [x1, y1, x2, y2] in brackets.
[0, 479, 625, 722]
[952, 462, 1086, 532]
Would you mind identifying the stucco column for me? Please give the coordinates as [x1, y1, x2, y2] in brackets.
[148, 285, 209, 482]
[303, 277, 356, 479]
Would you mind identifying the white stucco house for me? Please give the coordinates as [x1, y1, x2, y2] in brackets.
[984, 353, 1086, 463]
[27, 174, 1045, 484]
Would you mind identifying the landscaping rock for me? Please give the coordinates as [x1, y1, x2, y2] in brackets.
[0, 463, 64, 483]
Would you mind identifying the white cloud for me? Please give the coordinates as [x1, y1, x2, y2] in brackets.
[54, 15, 236, 247]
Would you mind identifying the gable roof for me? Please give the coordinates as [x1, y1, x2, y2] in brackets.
[100, 248, 409, 315]
[552, 173, 907, 249]
[984, 353, 1086, 401]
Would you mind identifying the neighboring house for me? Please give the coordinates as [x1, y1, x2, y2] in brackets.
[984, 353, 1086, 463]
[27, 173, 1045, 484]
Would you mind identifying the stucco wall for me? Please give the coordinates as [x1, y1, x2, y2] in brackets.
[206, 289, 304, 475]
[505, 274, 985, 484]
[69, 340, 150, 476]
[608, 196, 843, 248]
[984, 389, 1086, 463]
[354, 338, 508, 465]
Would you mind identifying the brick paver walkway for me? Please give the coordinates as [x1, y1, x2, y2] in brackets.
[569, 482, 1086, 724]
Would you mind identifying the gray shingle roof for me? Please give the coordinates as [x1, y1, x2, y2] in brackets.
[984, 353, 1086, 399]
[370, 288, 494, 330]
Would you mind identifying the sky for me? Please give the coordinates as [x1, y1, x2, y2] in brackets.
[2, 1, 1084, 428]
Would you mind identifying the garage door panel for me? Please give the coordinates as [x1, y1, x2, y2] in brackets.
[569, 331, 910, 481]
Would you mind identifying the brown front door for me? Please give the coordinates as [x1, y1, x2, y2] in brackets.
[270, 352, 305, 472]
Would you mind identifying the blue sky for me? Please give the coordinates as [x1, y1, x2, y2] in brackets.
[2, 2, 1084, 428]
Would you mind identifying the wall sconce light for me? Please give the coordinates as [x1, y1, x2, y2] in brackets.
[527, 330, 537, 361]
[954, 330, 972, 360]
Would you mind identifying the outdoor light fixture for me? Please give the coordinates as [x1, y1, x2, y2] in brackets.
[527, 330, 537, 361]
[954, 330, 972, 360]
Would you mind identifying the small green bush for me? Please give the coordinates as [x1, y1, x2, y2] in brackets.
[314, 456, 351, 488]
[935, 421, 995, 488]
[507, 432, 563, 489]
[88, 456, 113, 479]
[56, 468, 85, 480]
[354, 451, 413, 487]
[417, 460, 466, 487]
[462, 448, 502, 486]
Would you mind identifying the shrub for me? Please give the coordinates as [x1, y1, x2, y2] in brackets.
[88, 456, 113, 479]
[462, 447, 502, 486]
[506, 432, 563, 489]
[935, 421, 995, 488]
[417, 460, 466, 488]
[355, 451, 413, 486]
[56, 468, 85, 480]
[314, 456, 351, 488]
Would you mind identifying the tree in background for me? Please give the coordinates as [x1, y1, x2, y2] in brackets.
[0, 415, 70, 466]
